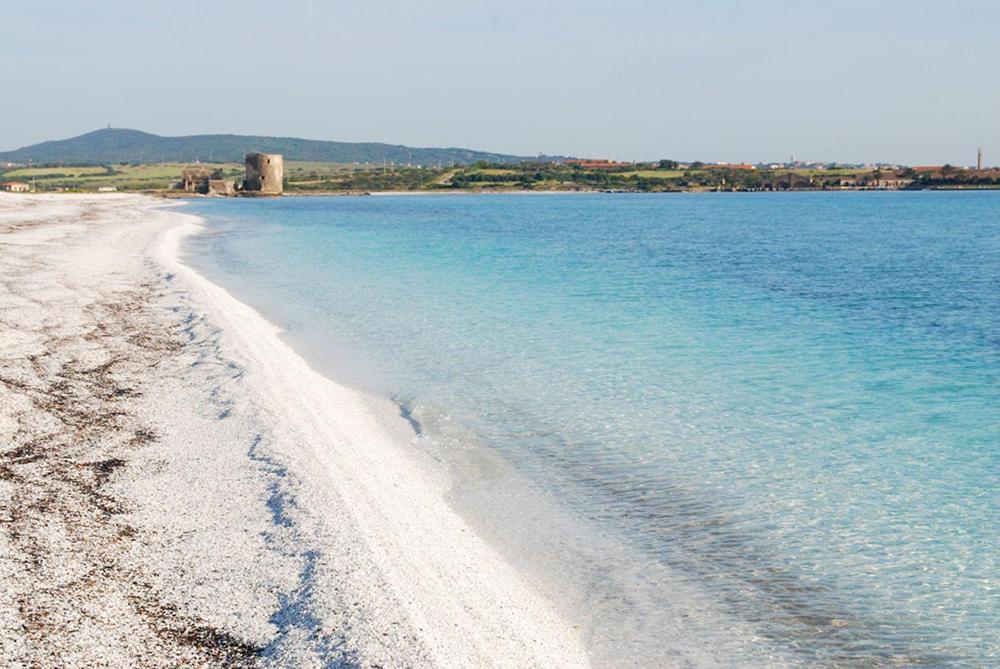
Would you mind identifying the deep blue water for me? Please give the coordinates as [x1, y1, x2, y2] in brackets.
[183, 192, 998, 667]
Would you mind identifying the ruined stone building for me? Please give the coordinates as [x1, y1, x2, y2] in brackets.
[181, 167, 219, 192]
[181, 167, 233, 195]
[243, 153, 283, 195]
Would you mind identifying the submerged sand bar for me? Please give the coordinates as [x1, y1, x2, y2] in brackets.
[0, 194, 588, 667]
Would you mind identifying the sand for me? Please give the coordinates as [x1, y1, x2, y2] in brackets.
[0, 193, 589, 668]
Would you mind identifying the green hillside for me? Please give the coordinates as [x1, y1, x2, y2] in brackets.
[0, 128, 542, 166]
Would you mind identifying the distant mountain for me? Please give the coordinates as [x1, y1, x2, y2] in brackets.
[0, 128, 544, 166]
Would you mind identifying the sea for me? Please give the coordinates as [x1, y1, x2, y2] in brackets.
[182, 192, 998, 667]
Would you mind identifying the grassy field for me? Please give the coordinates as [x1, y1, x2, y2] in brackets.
[284, 160, 396, 189]
[3, 165, 109, 179]
[474, 168, 520, 176]
[285, 161, 369, 175]
[0, 163, 243, 191]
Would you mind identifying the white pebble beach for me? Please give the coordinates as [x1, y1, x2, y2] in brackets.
[0, 193, 590, 668]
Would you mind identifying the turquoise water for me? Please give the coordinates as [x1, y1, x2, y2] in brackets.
[183, 193, 998, 666]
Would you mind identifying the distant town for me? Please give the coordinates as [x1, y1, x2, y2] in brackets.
[2, 129, 997, 195]
[5, 155, 999, 195]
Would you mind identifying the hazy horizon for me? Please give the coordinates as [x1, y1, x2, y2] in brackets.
[3, 1, 998, 166]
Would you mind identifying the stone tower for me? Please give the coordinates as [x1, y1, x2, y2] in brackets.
[243, 153, 284, 195]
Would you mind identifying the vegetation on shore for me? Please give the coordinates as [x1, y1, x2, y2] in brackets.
[4, 160, 999, 195]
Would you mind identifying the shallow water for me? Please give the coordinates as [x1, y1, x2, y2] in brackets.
[183, 192, 998, 667]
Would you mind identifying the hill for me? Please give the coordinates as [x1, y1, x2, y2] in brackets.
[0, 128, 540, 166]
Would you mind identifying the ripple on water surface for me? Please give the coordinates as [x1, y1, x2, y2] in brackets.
[184, 192, 999, 666]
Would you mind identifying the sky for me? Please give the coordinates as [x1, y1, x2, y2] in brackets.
[2, 0, 998, 165]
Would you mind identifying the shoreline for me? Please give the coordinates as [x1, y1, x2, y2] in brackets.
[157, 209, 592, 666]
[47, 185, 1000, 201]
[175, 196, 789, 668]
[0, 193, 589, 667]
[185, 190, 989, 666]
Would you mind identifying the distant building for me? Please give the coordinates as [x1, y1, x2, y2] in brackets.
[868, 172, 913, 189]
[207, 179, 235, 196]
[2, 181, 30, 192]
[181, 167, 223, 193]
[181, 167, 235, 195]
[835, 171, 914, 190]
[243, 153, 283, 195]
[97, 185, 118, 192]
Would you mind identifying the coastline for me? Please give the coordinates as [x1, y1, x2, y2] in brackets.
[146, 186, 1000, 201]
[178, 190, 1000, 668]
[0, 193, 589, 667]
[175, 195, 790, 668]
[161, 189, 605, 199]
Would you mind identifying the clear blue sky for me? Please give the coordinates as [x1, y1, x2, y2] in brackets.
[3, 0, 997, 165]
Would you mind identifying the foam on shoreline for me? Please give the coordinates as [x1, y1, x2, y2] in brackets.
[153, 210, 590, 667]
[167, 197, 790, 668]
[1, 194, 780, 666]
